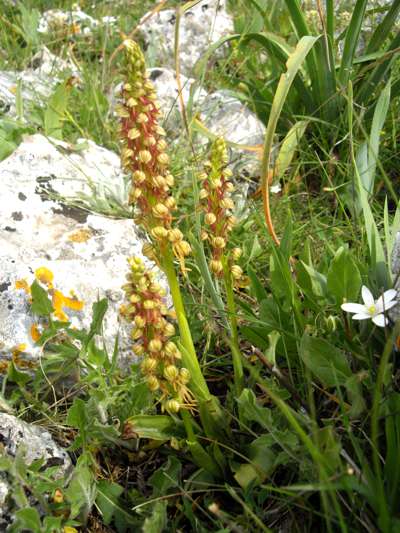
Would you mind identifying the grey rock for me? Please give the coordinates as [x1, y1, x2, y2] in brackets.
[0, 413, 71, 527]
[139, 0, 233, 77]
[200, 89, 265, 176]
[0, 413, 72, 477]
[0, 134, 163, 366]
[390, 232, 400, 322]
[0, 47, 78, 118]
[0, 479, 10, 527]
[38, 8, 117, 35]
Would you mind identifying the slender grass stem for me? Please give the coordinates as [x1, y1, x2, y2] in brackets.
[370, 328, 397, 531]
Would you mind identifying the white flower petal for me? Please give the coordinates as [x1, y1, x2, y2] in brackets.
[375, 289, 397, 311]
[352, 313, 371, 320]
[341, 303, 367, 314]
[376, 299, 398, 313]
[372, 314, 387, 327]
[361, 286, 374, 307]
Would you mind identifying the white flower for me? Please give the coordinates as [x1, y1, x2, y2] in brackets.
[341, 286, 397, 327]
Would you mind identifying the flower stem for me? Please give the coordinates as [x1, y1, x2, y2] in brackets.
[162, 248, 211, 402]
[223, 261, 244, 395]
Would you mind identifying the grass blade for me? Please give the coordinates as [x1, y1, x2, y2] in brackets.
[338, 0, 368, 87]
[274, 120, 308, 180]
[359, 80, 391, 195]
[260, 35, 319, 244]
[366, 0, 400, 54]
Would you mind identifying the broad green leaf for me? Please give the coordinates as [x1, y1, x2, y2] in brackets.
[240, 325, 270, 350]
[234, 445, 275, 489]
[12, 508, 41, 532]
[247, 265, 268, 303]
[327, 247, 362, 305]
[142, 502, 167, 533]
[237, 389, 273, 430]
[300, 334, 351, 387]
[7, 361, 31, 386]
[265, 330, 281, 366]
[149, 456, 182, 496]
[66, 398, 87, 431]
[83, 299, 108, 350]
[30, 280, 53, 316]
[44, 81, 72, 140]
[186, 440, 221, 476]
[298, 261, 327, 301]
[125, 415, 184, 441]
[66, 462, 96, 522]
[96, 480, 124, 525]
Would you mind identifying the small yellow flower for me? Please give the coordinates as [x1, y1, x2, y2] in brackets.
[35, 266, 54, 287]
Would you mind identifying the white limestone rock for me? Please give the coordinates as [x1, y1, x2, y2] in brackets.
[390, 232, 400, 322]
[148, 67, 207, 135]
[0, 413, 72, 527]
[139, 0, 233, 77]
[0, 134, 161, 366]
[200, 89, 264, 175]
[0, 47, 78, 118]
[0, 413, 72, 477]
[38, 8, 117, 35]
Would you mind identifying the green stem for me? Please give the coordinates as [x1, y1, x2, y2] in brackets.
[223, 261, 244, 395]
[181, 408, 196, 441]
[162, 248, 211, 402]
[371, 329, 396, 531]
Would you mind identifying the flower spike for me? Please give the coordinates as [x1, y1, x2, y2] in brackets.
[119, 39, 190, 271]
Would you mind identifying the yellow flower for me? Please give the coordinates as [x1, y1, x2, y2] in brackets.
[35, 266, 54, 287]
